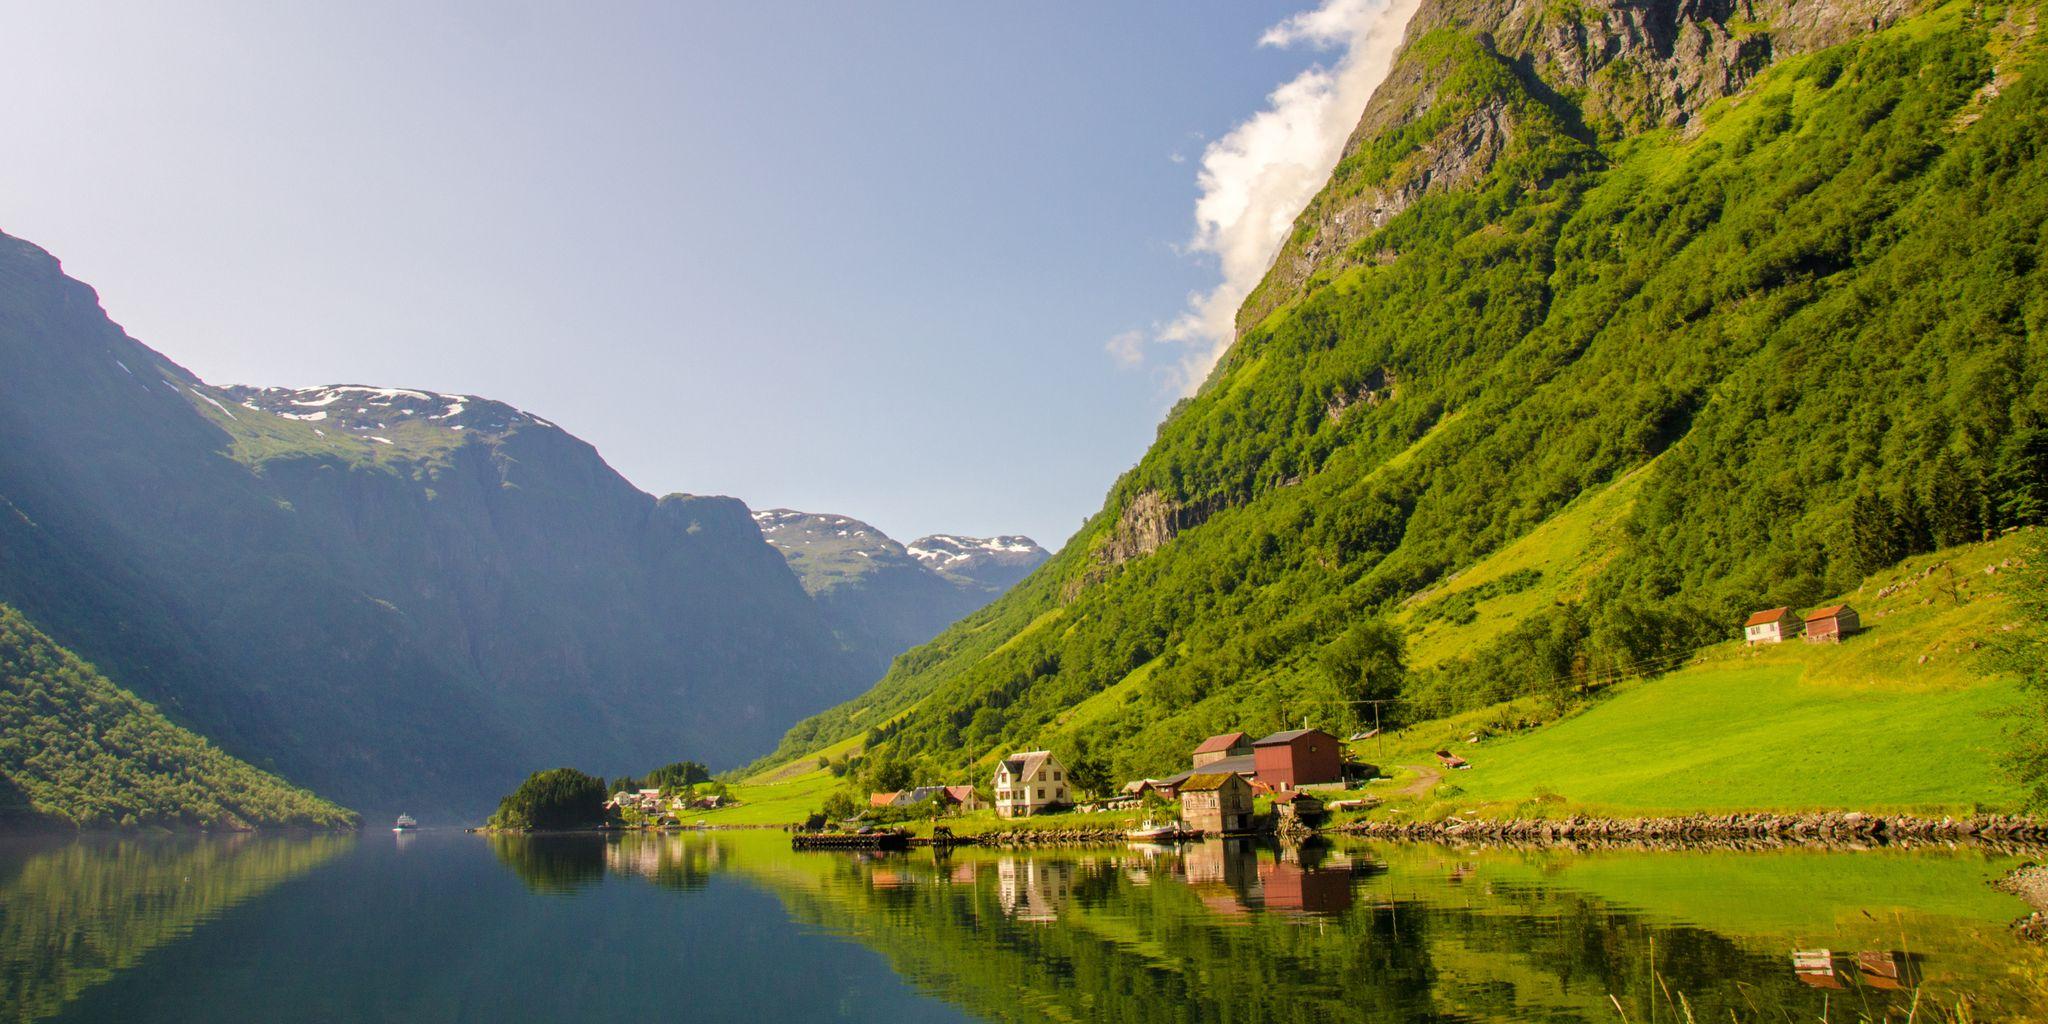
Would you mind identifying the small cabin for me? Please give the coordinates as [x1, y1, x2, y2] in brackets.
[1178, 772, 1255, 835]
[1253, 728, 1344, 789]
[1272, 790, 1325, 823]
[1190, 731, 1253, 768]
[1803, 604, 1861, 643]
[1743, 607, 1802, 645]
[942, 785, 987, 812]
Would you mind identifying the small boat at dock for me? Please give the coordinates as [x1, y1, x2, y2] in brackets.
[1126, 820, 1199, 843]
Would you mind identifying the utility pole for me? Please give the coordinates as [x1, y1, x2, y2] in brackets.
[1373, 700, 1383, 760]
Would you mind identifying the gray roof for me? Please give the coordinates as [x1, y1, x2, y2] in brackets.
[1255, 728, 1334, 746]
[1164, 753, 1258, 787]
[994, 750, 1054, 783]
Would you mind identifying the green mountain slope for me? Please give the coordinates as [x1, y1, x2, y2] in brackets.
[0, 603, 355, 830]
[0, 230, 865, 817]
[761, 0, 2048, 784]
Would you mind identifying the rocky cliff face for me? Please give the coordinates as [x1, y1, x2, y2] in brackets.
[1243, 0, 1921, 332]
[754, 509, 1046, 680]
[0, 230, 864, 817]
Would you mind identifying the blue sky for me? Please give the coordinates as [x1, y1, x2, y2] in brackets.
[0, 2, 1411, 546]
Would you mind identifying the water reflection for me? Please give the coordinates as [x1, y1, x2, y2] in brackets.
[8, 832, 2040, 1024]
[484, 833, 606, 893]
[0, 834, 350, 1022]
[524, 832, 2048, 1023]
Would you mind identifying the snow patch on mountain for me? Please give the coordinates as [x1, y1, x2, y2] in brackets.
[226, 384, 562, 441]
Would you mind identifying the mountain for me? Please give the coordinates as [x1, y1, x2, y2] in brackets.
[752, 509, 1046, 680]
[760, 0, 2048, 781]
[0, 601, 355, 830]
[0, 230, 867, 817]
[903, 534, 1047, 593]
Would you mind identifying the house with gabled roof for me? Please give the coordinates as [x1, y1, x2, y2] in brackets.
[1803, 604, 1861, 643]
[942, 785, 987, 812]
[993, 750, 1069, 818]
[1253, 728, 1343, 789]
[1179, 771, 1255, 835]
[1191, 731, 1253, 768]
[1743, 607, 1802, 645]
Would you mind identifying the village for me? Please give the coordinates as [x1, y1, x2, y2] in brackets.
[811, 602, 1870, 844]
[595, 602, 1874, 842]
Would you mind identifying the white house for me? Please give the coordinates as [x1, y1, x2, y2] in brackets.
[993, 750, 1069, 818]
[1743, 607, 1801, 645]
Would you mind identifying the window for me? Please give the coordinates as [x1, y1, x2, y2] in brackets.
[1036, 788, 1044, 800]
[1052, 771, 1062, 781]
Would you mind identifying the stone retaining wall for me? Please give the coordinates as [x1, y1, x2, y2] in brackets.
[1338, 812, 2048, 846]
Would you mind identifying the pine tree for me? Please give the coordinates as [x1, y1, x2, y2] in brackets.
[1923, 454, 1981, 548]
[1848, 488, 1906, 578]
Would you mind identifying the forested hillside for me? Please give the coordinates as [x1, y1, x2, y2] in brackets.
[0, 603, 355, 830]
[0, 231, 865, 817]
[762, 0, 2048, 783]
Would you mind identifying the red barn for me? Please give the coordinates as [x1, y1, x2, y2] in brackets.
[1252, 728, 1343, 789]
[1803, 604, 1861, 643]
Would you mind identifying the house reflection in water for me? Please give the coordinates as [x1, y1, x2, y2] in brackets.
[997, 856, 1074, 922]
[1178, 840, 1366, 918]
[1790, 950, 1922, 992]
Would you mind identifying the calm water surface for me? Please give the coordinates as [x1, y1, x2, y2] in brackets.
[2, 830, 2043, 1022]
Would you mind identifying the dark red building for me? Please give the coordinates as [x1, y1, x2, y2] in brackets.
[1252, 728, 1343, 789]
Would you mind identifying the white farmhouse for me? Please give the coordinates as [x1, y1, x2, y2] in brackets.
[993, 750, 1069, 818]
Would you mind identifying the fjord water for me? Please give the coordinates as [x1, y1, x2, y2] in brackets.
[4, 832, 2043, 1023]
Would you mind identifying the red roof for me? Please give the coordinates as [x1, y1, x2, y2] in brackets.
[1744, 607, 1792, 627]
[1805, 604, 1852, 622]
[868, 791, 900, 807]
[942, 786, 977, 803]
[1192, 731, 1250, 755]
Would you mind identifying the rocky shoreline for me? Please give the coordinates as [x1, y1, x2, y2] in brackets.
[952, 827, 1129, 848]
[880, 812, 2048, 851]
[1337, 812, 2048, 847]
[1995, 864, 2048, 942]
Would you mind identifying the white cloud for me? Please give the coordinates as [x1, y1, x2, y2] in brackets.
[1123, 0, 1421, 394]
[1105, 328, 1147, 368]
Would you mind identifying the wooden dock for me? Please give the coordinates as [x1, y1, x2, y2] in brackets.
[791, 829, 911, 851]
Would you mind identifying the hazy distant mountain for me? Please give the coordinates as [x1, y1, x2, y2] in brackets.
[904, 534, 1047, 593]
[752, 509, 1046, 681]
[0, 229, 866, 817]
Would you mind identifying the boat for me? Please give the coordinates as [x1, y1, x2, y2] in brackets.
[392, 814, 418, 832]
[1126, 820, 1199, 843]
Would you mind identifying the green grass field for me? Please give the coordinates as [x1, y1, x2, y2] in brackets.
[1429, 664, 2021, 815]
[1363, 535, 2036, 819]
[690, 771, 841, 825]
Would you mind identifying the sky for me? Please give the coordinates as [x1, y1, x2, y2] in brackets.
[0, 1, 1415, 547]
